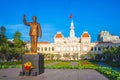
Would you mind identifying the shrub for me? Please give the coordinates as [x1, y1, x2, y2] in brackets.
[96, 67, 120, 80]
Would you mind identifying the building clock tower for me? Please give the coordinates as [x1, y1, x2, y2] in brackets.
[70, 20, 75, 38]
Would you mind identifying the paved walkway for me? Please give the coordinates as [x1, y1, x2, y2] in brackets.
[0, 68, 108, 80]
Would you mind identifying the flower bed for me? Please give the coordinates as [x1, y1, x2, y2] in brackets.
[78, 60, 98, 69]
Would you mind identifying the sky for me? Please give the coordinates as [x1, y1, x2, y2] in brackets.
[0, 0, 120, 43]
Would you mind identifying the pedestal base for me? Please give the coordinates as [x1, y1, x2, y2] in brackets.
[20, 53, 44, 76]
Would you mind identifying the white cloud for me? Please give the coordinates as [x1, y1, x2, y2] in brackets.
[5, 23, 57, 42]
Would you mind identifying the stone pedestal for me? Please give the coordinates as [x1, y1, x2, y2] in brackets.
[20, 53, 44, 76]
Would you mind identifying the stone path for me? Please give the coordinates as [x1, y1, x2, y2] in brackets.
[0, 68, 108, 80]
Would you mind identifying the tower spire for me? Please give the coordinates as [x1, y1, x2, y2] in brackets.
[70, 19, 75, 38]
[71, 19, 74, 28]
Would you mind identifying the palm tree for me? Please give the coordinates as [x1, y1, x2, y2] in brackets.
[102, 46, 118, 62]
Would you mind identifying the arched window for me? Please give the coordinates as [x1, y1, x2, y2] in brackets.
[41, 47, 43, 51]
[45, 47, 47, 51]
[91, 47, 93, 51]
[94, 47, 97, 51]
[52, 47, 54, 51]
[98, 47, 101, 51]
[49, 47, 51, 51]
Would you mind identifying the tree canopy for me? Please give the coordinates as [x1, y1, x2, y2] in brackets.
[0, 26, 26, 61]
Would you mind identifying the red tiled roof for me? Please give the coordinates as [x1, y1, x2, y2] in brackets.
[82, 32, 90, 37]
[55, 32, 63, 38]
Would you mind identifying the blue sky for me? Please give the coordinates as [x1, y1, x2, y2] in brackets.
[0, 0, 120, 42]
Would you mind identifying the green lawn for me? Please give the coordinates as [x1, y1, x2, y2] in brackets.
[44, 60, 58, 65]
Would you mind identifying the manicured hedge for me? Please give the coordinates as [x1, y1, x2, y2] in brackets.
[45, 66, 79, 69]
[0, 61, 22, 69]
[0, 61, 21, 65]
[96, 67, 120, 80]
[44, 60, 59, 65]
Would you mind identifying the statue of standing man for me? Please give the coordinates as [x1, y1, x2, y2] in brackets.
[23, 15, 42, 53]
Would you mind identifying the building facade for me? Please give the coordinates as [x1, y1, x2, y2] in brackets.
[26, 20, 120, 60]
[98, 31, 120, 43]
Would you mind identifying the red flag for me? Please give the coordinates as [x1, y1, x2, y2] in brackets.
[69, 14, 73, 19]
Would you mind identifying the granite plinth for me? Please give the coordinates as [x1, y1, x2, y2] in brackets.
[20, 53, 44, 76]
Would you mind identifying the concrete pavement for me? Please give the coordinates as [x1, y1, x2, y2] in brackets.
[0, 68, 108, 80]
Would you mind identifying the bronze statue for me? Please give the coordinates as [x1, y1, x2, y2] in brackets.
[23, 15, 42, 53]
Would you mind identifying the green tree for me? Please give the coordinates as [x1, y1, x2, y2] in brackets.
[116, 46, 120, 62]
[0, 43, 10, 60]
[101, 46, 119, 63]
[0, 26, 8, 61]
[13, 31, 24, 61]
[87, 52, 95, 60]
[103, 47, 110, 62]
[14, 31, 23, 48]
[0, 26, 7, 45]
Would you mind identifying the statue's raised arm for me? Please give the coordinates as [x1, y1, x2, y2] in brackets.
[23, 15, 30, 26]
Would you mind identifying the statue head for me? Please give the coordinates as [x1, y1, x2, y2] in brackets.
[33, 16, 37, 22]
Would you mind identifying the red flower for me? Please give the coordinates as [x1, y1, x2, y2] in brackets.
[24, 61, 33, 72]
[24, 66, 31, 71]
